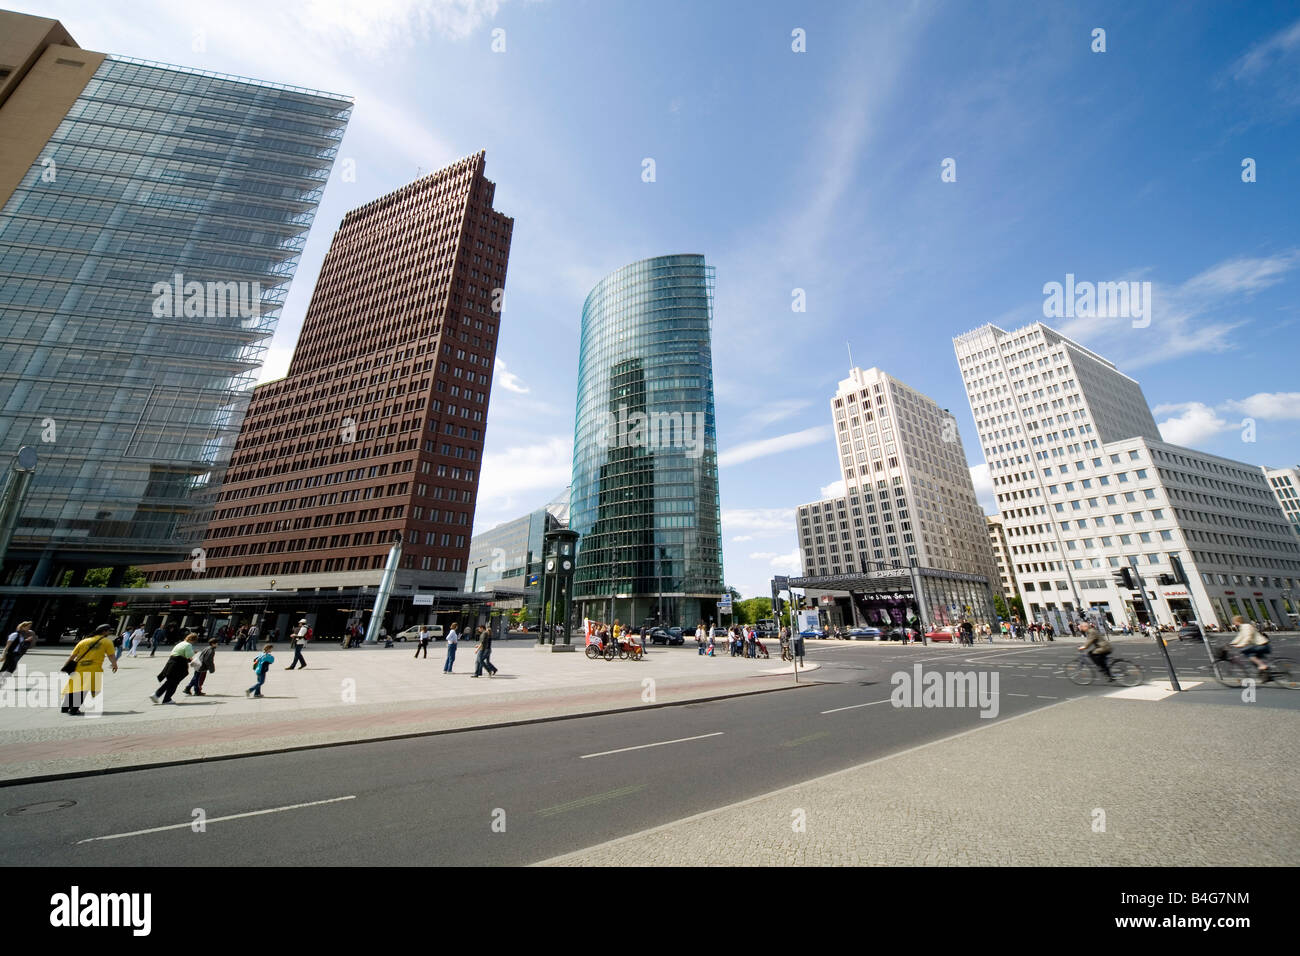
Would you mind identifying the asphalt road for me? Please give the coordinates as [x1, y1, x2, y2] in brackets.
[2, 636, 1294, 866]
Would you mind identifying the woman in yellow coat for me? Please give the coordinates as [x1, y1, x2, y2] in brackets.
[61, 624, 118, 716]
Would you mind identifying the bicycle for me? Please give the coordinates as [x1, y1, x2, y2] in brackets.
[1066, 652, 1143, 686]
[1212, 645, 1298, 689]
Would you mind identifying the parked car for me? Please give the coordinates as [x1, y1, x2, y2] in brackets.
[847, 626, 880, 640]
[647, 627, 684, 646]
[394, 625, 445, 642]
[711, 627, 729, 638]
[1176, 623, 1204, 642]
[668, 626, 684, 641]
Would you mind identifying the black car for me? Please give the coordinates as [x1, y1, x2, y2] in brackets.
[1177, 623, 1204, 642]
[648, 627, 684, 646]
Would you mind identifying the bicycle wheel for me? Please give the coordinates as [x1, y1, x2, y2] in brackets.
[1065, 659, 1093, 685]
[585, 645, 600, 660]
[1110, 659, 1143, 687]
[1267, 658, 1299, 689]
[603, 645, 616, 661]
[1213, 658, 1246, 688]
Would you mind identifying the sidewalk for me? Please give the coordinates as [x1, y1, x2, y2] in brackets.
[0, 642, 817, 782]
[537, 682, 1300, 866]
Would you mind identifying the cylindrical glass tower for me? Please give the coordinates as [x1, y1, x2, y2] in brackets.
[569, 255, 723, 629]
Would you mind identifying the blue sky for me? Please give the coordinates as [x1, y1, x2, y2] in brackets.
[43, 0, 1300, 599]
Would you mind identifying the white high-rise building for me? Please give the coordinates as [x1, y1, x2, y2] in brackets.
[796, 368, 999, 590]
[953, 322, 1300, 630]
[986, 514, 1018, 601]
[1264, 466, 1300, 540]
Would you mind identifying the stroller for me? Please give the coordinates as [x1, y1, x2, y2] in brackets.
[753, 635, 770, 659]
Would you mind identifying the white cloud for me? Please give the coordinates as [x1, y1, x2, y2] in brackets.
[721, 508, 795, 536]
[731, 534, 754, 542]
[473, 435, 571, 530]
[254, 343, 294, 384]
[1222, 392, 1300, 419]
[718, 425, 832, 467]
[969, 464, 995, 514]
[1056, 252, 1298, 371]
[493, 358, 529, 394]
[820, 478, 846, 499]
[748, 549, 803, 571]
[1183, 253, 1299, 297]
[1155, 402, 1235, 446]
[1232, 17, 1300, 80]
[736, 398, 814, 431]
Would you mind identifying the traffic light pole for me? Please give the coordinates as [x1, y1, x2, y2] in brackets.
[1127, 557, 1181, 691]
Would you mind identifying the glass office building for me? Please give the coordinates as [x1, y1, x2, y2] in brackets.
[569, 254, 724, 628]
[0, 18, 351, 587]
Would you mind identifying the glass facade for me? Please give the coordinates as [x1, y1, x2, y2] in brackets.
[569, 254, 723, 628]
[0, 56, 351, 583]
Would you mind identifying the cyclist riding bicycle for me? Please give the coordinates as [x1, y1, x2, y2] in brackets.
[1078, 622, 1114, 682]
[1229, 615, 1270, 678]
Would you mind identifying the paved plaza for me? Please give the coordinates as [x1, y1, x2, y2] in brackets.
[0, 640, 815, 781]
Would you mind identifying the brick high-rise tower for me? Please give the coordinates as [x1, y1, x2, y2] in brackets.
[149, 152, 512, 605]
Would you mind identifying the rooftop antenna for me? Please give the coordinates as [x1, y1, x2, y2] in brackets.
[846, 342, 855, 373]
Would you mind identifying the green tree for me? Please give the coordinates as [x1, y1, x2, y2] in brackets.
[735, 597, 772, 625]
[993, 594, 1009, 620]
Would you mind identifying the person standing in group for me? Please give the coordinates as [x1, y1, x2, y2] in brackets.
[183, 639, 218, 696]
[443, 621, 460, 674]
[60, 624, 118, 716]
[247, 644, 275, 697]
[414, 624, 430, 659]
[472, 624, 498, 678]
[696, 622, 706, 656]
[1, 621, 37, 688]
[286, 619, 310, 669]
[150, 631, 196, 704]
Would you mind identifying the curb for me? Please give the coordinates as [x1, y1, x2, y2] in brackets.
[0, 678, 818, 788]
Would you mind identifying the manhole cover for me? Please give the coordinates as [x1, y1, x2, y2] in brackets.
[6, 800, 76, 816]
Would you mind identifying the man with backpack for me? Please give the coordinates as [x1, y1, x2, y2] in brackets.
[286, 619, 310, 670]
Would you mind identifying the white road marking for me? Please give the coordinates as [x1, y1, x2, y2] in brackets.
[580, 732, 724, 759]
[77, 795, 357, 844]
[821, 699, 892, 714]
[1105, 680, 1203, 701]
[535, 697, 1081, 866]
[1035, 695, 1058, 699]
[1007, 693, 1029, 697]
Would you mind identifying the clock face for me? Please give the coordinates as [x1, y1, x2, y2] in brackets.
[546, 559, 555, 572]
[562, 559, 572, 572]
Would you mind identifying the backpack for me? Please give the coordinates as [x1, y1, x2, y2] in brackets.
[252, 654, 266, 673]
[304, 627, 313, 642]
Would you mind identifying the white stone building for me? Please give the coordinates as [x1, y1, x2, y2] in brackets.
[796, 368, 999, 591]
[953, 321, 1300, 630]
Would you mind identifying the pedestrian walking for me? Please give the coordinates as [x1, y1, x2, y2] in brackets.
[147, 622, 164, 657]
[443, 621, 459, 673]
[1, 621, 37, 688]
[414, 625, 430, 659]
[247, 644, 275, 697]
[183, 638, 218, 696]
[60, 624, 118, 716]
[150, 631, 196, 704]
[472, 624, 497, 678]
[286, 619, 310, 669]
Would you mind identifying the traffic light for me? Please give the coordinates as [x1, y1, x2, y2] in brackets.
[1112, 567, 1135, 590]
